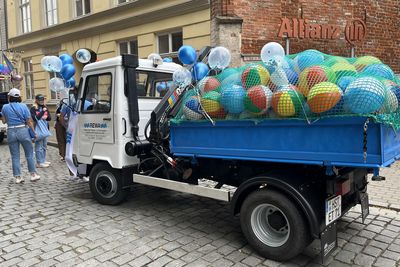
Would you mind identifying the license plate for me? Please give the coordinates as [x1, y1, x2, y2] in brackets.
[326, 195, 341, 226]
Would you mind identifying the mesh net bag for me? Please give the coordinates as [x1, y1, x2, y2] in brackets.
[173, 49, 400, 129]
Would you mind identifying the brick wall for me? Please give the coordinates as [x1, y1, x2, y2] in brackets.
[211, 0, 399, 73]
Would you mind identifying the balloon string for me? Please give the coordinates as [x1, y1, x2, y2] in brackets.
[194, 84, 215, 126]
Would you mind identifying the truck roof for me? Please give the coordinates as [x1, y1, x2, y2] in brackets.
[82, 56, 182, 73]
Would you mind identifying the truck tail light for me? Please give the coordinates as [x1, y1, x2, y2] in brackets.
[336, 179, 351, 196]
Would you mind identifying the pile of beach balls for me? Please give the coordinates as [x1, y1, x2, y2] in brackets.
[181, 42, 400, 120]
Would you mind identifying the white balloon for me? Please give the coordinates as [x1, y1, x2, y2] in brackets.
[41, 56, 52, 72]
[48, 56, 63, 72]
[173, 67, 192, 87]
[208, 46, 231, 70]
[49, 77, 65, 92]
[261, 42, 285, 64]
[76, 49, 91, 63]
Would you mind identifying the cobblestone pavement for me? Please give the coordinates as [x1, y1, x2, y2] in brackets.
[0, 141, 400, 267]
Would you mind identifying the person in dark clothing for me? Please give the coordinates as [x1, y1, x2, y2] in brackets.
[30, 94, 51, 168]
[54, 100, 66, 161]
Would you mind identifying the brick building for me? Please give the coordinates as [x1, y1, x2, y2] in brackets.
[211, 0, 399, 73]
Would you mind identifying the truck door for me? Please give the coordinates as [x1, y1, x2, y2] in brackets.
[136, 70, 173, 140]
[78, 72, 114, 157]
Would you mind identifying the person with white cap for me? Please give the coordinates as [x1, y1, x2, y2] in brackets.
[0, 88, 40, 183]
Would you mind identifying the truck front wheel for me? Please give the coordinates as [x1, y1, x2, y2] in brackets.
[240, 189, 310, 261]
[89, 163, 128, 205]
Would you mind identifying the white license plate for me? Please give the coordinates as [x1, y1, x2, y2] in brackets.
[326, 195, 341, 226]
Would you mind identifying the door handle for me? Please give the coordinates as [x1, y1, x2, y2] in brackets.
[122, 118, 127, 135]
[103, 117, 111, 121]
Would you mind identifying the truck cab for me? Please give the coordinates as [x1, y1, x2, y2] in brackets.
[73, 55, 181, 170]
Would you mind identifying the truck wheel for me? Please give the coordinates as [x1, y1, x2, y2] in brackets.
[240, 189, 310, 261]
[89, 163, 128, 205]
[0, 133, 4, 143]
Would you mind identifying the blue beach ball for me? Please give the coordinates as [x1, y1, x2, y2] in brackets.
[221, 85, 246, 114]
[344, 77, 385, 114]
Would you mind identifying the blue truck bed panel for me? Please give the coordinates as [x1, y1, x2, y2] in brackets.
[169, 117, 400, 168]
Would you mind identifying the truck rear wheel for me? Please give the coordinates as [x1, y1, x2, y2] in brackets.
[240, 189, 310, 261]
[89, 163, 128, 205]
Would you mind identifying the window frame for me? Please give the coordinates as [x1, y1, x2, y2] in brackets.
[136, 70, 174, 99]
[23, 58, 34, 100]
[156, 30, 183, 55]
[44, 0, 58, 26]
[19, 0, 32, 34]
[81, 73, 113, 114]
[75, 0, 91, 17]
[118, 39, 138, 56]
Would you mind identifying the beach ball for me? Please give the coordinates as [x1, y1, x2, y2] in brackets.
[385, 81, 400, 103]
[331, 63, 357, 79]
[244, 85, 273, 115]
[294, 50, 325, 72]
[337, 76, 356, 92]
[221, 85, 246, 114]
[362, 64, 395, 81]
[353, 56, 382, 71]
[183, 96, 203, 120]
[197, 77, 221, 94]
[323, 56, 348, 67]
[272, 88, 305, 117]
[379, 89, 398, 114]
[307, 82, 343, 113]
[218, 68, 242, 87]
[200, 91, 226, 118]
[298, 66, 334, 97]
[241, 65, 270, 89]
[276, 84, 299, 92]
[344, 77, 385, 114]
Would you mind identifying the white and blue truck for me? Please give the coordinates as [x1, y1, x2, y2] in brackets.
[68, 51, 400, 262]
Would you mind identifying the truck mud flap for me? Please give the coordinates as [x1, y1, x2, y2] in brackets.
[320, 222, 337, 263]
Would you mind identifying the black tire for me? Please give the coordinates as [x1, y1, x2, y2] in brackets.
[0, 133, 4, 144]
[240, 189, 310, 261]
[89, 162, 128, 205]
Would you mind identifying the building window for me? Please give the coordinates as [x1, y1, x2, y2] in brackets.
[119, 40, 138, 55]
[23, 59, 34, 99]
[157, 31, 183, 63]
[75, 0, 90, 17]
[45, 0, 58, 26]
[20, 0, 32, 33]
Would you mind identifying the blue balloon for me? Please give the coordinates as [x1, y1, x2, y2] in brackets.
[178, 45, 197, 65]
[59, 54, 74, 65]
[66, 77, 76, 88]
[60, 64, 76, 80]
[284, 68, 299, 85]
[0, 63, 3, 73]
[191, 62, 209, 81]
[156, 82, 167, 93]
[163, 57, 173, 63]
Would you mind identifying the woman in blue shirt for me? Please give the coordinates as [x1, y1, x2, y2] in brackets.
[0, 88, 40, 184]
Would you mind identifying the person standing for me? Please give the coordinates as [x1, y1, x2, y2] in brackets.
[30, 94, 51, 168]
[0, 88, 40, 183]
[54, 100, 66, 161]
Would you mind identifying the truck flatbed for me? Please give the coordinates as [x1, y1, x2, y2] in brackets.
[170, 117, 400, 168]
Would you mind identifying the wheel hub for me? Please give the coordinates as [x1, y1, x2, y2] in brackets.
[95, 172, 117, 198]
[250, 204, 290, 247]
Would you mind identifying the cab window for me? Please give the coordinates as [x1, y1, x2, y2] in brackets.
[136, 71, 173, 98]
[82, 73, 112, 113]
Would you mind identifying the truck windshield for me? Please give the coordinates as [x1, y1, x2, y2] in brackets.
[136, 70, 174, 98]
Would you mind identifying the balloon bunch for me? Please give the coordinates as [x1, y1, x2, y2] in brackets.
[41, 54, 76, 92]
[172, 45, 232, 89]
